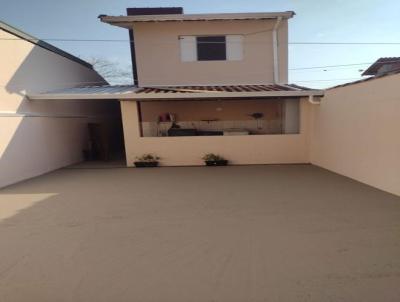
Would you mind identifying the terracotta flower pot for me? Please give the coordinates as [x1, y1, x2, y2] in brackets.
[134, 161, 159, 168]
[205, 160, 228, 166]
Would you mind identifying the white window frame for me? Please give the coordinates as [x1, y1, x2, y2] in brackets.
[179, 35, 243, 62]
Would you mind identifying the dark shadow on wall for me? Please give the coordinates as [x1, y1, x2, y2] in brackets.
[4, 45, 107, 113]
[1, 45, 125, 188]
[0, 110, 125, 187]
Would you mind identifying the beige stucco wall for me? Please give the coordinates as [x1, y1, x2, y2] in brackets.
[120, 98, 310, 166]
[133, 19, 288, 86]
[0, 29, 119, 188]
[310, 74, 400, 196]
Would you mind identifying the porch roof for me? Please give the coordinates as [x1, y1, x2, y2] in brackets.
[27, 84, 324, 101]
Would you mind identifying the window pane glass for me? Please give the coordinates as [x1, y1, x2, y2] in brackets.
[196, 36, 226, 61]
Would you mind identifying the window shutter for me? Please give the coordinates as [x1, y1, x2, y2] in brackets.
[180, 36, 197, 62]
[226, 35, 243, 61]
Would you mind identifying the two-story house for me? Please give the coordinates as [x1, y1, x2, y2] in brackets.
[21, 8, 400, 196]
[30, 7, 324, 166]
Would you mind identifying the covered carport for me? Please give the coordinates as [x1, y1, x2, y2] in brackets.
[29, 84, 324, 167]
[27, 85, 140, 164]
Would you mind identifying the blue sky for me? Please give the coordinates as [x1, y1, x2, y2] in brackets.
[1, 0, 400, 88]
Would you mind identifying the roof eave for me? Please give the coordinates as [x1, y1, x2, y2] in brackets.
[99, 11, 295, 28]
[27, 89, 324, 101]
[361, 65, 378, 76]
[131, 90, 324, 100]
[361, 71, 375, 76]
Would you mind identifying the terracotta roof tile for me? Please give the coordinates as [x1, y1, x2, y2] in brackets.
[135, 84, 310, 94]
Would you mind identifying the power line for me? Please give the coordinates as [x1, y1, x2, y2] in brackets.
[2, 36, 400, 45]
[3, 36, 399, 71]
[294, 77, 361, 82]
[290, 42, 400, 45]
[289, 62, 373, 70]
[290, 60, 400, 71]
[2, 34, 387, 85]
[0, 37, 128, 42]
[1, 77, 364, 89]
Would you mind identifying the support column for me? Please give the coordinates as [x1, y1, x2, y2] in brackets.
[120, 100, 141, 166]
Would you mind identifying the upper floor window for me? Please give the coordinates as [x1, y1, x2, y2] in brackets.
[180, 35, 243, 62]
[197, 36, 226, 61]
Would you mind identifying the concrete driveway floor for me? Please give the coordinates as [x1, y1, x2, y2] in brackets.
[0, 164, 400, 302]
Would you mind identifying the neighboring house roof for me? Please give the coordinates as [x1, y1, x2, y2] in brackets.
[361, 57, 400, 76]
[0, 20, 93, 69]
[99, 11, 295, 28]
[27, 84, 324, 100]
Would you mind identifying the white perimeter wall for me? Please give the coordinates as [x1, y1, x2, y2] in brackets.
[0, 29, 118, 188]
[310, 73, 400, 196]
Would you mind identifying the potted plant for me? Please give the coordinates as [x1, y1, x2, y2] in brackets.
[134, 154, 160, 167]
[202, 153, 228, 166]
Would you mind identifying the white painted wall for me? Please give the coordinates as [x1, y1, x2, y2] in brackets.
[0, 28, 118, 188]
[310, 74, 400, 196]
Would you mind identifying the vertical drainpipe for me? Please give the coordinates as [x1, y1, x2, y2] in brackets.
[272, 17, 282, 84]
[128, 28, 139, 86]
